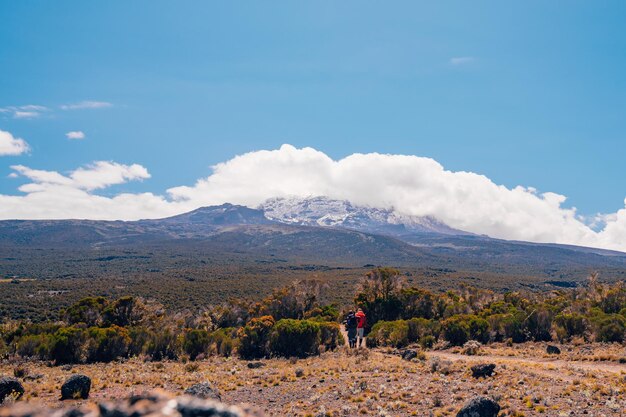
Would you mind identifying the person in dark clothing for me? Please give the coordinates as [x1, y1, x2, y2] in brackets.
[345, 310, 357, 348]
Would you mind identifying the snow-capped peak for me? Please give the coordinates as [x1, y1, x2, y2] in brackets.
[259, 196, 467, 236]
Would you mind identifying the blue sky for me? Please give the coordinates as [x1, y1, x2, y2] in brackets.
[1, 1, 625, 219]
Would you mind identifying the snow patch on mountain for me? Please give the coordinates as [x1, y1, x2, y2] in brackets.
[259, 196, 468, 236]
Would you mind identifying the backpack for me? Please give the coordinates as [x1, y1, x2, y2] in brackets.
[346, 314, 357, 328]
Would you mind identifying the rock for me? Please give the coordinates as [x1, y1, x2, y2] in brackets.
[456, 396, 500, 417]
[61, 374, 91, 400]
[0, 377, 24, 404]
[547, 345, 561, 355]
[184, 382, 221, 401]
[0, 391, 263, 417]
[401, 350, 418, 361]
[247, 362, 265, 369]
[295, 368, 304, 377]
[470, 363, 496, 378]
[462, 340, 482, 356]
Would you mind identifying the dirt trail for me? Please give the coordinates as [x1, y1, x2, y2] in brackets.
[427, 350, 626, 381]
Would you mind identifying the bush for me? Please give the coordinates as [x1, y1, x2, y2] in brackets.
[145, 329, 180, 361]
[441, 316, 469, 346]
[553, 313, 588, 342]
[15, 334, 50, 359]
[238, 316, 275, 359]
[369, 320, 409, 348]
[594, 314, 626, 343]
[269, 319, 321, 358]
[62, 297, 108, 327]
[318, 321, 343, 350]
[407, 318, 439, 343]
[49, 327, 87, 364]
[85, 326, 130, 362]
[208, 328, 238, 357]
[183, 329, 210, 360]
[419, 335, 436, 349]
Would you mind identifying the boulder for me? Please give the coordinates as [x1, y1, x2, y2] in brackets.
[0, 391, 263, 417]
[401, 350, 418, 361]
[184, 382, 221, 401]
[61, 374, 91, 400]
[247, 362, 265, 369]
[546, 345, 561, 355]
[0, 377, 24, 404]
[470, 363, 496, 378]
[456, 396, 500, 417]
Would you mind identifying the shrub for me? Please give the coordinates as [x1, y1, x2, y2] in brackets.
[553, 313, 588, 342]
[85, 326, 130, 362]
[318, 321, 343, 350]
[49, 327, 87, 364]
[127, 327, 152, 356]
[15, 334, 50, 359]
[238, 316, 275, 359]
[369, 320, 409, 348]
[145, 329, 180, 361]
[407, 318, 439, 343]
[62, 297, 107, 327]
[269, 319, 321, 358]
[594, 314, 626, 343]
[183, 329, 210, 360]
[441, 316, 469, 346]
[208, 328, 238, 357]
[419, 335, 436, 349]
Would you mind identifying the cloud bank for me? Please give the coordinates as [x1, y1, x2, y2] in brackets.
[0, 129, 30, 155]
[1, 144, 625, 251]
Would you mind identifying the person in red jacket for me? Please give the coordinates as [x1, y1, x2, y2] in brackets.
[355, 308, 366, 348]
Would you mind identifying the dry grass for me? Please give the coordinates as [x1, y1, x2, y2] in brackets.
[1, 343, 625, 416]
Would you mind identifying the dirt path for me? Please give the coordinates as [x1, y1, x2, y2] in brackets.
[427, 350, 626, 381]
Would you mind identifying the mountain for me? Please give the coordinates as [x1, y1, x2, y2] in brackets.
[260, 196, 468, 236]
[1, 200, 625, 287]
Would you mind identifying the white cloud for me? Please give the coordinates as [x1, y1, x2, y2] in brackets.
[66, 131, 86, 140]
[450, 56, 475, 66]
[0, 145, 625, 252]
[0, 104, 48, 119]
[60, 101, 112, 110]
[0, 129, 30, 155]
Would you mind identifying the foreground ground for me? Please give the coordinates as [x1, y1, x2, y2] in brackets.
[1, 343, 625, 416]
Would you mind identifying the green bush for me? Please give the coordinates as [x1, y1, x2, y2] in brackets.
[85, 326, 130, 362]
[49, 327, 87, 364]
[441, 316, 469, 346]
[594, 314, 626, 343]
[407, 318, 439, 343]
[209, 328, 238, 357]
[127, 327, 152, 356]
[419, 335, 436, 349]
[238, 316, 275, 359]
[318, 321, 343, 350]
[553, 313, 588, 342]
[62, 297, 108, 327]
[369, 320, 409, 348]
[15, 334, 50, 359]
[183, 329, 210, 360]
[269, 319, 321, 358]
[145, 329, 180, 361]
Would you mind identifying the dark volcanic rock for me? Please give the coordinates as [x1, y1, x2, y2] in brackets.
[401, 350, 418, 361]
[470, 363, 496, 378]
[546, 345, 561, 354]
[184, 382, 221, 401]
[0, 392, 262, 417]
[0, 377, 24, 404]
[61, 374, 91, 400]
[247, 362, 265, 369]
[456, 396, 500, 417]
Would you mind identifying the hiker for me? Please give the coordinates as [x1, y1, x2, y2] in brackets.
[355, 308, 366, 348]
[345, 310, 357, 348]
